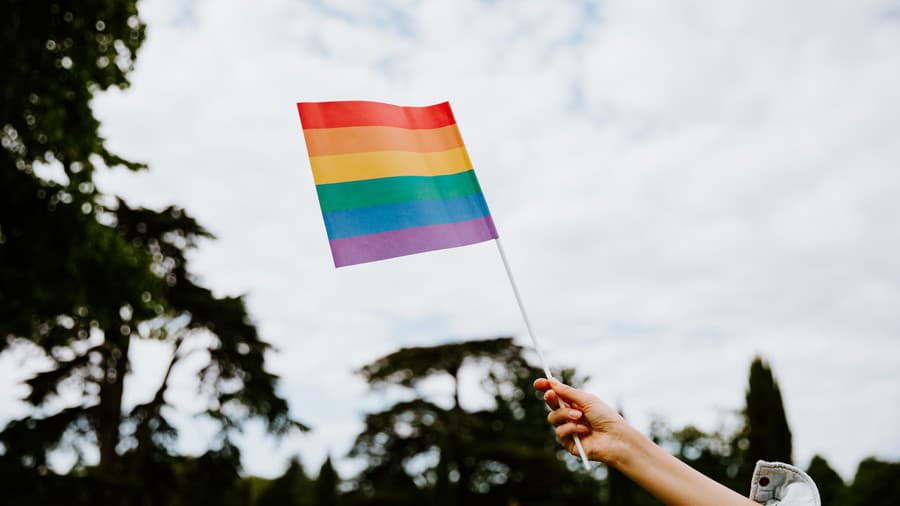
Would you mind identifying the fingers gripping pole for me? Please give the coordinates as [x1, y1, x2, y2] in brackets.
[494, 238, 591, 470]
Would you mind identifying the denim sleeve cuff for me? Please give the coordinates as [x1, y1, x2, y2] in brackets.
[749, 460, 821, 506]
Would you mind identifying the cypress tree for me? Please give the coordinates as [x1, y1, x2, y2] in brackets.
[315, 456, 339, 506]
[259, 458, 313, 506]
[846, 458, 900, 506]
[736, 357, 793, 486]
[806, 455, 845, 506]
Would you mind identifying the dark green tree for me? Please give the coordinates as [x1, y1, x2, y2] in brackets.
[844, 458, 900, 506]
[344, 398, 440, 506]
[359, 337, 523, 410]
[316, 456, 340, 506]
[735, 356, 793, 486]
[806, 455, 845, 505]
[645, 357, 795, 495]
[1, 0, 149, 337]
[258, 457, 314, 506]
[1, 1, 306, 502]
[1, 192, 308, 503]
[349, 337, 601, 506]
[171, 443, 251, 506]
[358, 337, 529, 505]
[2, 0, 157, 490]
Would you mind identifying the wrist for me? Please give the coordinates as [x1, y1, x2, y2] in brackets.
[603, 421, 649, 472]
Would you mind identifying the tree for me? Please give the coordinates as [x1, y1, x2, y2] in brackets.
[258, 457, 314, 506]
[2, 0, 156, 487]
[171, 443, 251, 506]
[1, 0, 148, 337]
[1, 1, 305, 501]
[349, 337, 601, 506]
[1, 187, 307, 500]
[806, 455, 845, 506]
[845, 458, 900, 506]
[359, 338, 523, 411]
[643, 357, 794, 495]
[735, 356, 793, 486]
[358, 337, 529, 505]
[316, 456, 340, 506]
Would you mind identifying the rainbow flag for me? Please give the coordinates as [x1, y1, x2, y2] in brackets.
[297, 101, 499, 267]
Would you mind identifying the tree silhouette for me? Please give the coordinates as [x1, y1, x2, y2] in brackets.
[349, 337, 600, 506]
[315, 456, 340, 506]
[170, 443, 250, 506]
[844, 458, 900, 506]
[359, 337, 522, 410]
[1, 0, 149, 339]
[258, 457, 314, 506]
[1, 178, 307, 499]
[735, 356, 793, 486]
[806, 455, 845, 506]
[1, 1, 305, 502]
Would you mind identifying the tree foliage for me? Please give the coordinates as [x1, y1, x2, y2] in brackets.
[1, 0, 149, 339]
[258, 457, 314, 506]
[348, 337, 601, 506]
[734, 356, 793, 486]
[315, 456, 340, 506]
[844, 458, 900, 506]
[1, 0, 145, 177]
[359, 337, 523, 408]
[806, 454, 845, 506]
[1, 2, 304, 503]
[170, 444, 250, 506]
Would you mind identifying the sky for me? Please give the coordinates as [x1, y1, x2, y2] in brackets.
[3, 0, 900, 482]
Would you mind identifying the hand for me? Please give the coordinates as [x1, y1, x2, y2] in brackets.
[533, 378, 628, 464]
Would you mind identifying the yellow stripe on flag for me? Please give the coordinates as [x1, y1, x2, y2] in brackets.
[310, 147, 473, 184]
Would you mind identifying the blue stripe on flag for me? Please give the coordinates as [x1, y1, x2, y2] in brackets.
[322, 192, 491, 240]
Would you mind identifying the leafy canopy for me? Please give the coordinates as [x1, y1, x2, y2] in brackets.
[0, 0, 305, 495]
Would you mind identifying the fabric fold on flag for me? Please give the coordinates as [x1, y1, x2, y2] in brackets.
[297, 100, 498, 267]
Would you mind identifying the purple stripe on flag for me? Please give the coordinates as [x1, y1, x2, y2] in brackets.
[329, 216, 499, 267]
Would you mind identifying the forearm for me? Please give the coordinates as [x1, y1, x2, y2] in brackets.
[609, 425, 756, 506]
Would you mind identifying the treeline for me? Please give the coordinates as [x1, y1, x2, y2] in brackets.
[195, 341, 900, 506]
[7, 338, 893, 505]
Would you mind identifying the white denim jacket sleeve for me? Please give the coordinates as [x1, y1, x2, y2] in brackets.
[749, 461, 821, 506]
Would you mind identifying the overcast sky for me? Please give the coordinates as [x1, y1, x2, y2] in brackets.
[3, 0, 899, 481]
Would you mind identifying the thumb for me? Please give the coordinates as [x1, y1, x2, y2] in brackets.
[549, 379, 594, 408]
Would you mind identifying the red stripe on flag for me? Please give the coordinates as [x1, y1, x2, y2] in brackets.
[297, 101, 457, 130]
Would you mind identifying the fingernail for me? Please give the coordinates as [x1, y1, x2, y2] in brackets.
[569, 410, 582, 419]
[577, 425, 590, 433]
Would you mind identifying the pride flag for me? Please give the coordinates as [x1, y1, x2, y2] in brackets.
[297, 101, 499, 267]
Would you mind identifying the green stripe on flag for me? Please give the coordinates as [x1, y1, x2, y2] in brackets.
[315, 170, 483, 212]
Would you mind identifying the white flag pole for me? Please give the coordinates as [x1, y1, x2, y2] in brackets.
[494, 237, 592, 470]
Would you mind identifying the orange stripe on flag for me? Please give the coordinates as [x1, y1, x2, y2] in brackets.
[303, 125, 465, 156]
